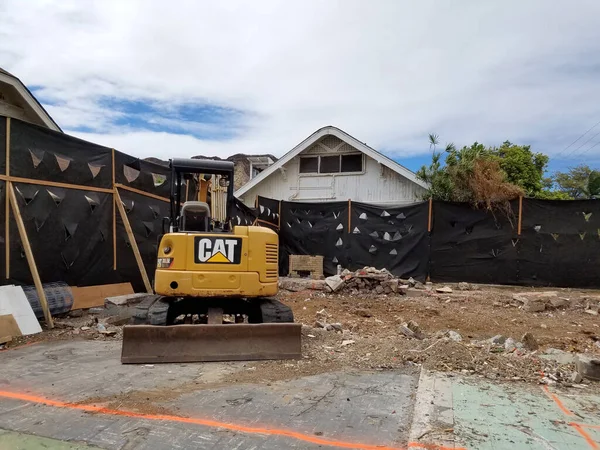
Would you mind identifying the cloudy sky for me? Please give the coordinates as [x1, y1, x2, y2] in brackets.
[2, 0, 600, 173]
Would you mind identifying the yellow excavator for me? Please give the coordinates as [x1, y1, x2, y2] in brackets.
[121, 158, 301, 363]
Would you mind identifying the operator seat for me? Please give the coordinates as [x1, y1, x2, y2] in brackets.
[181, 201, 211, 232]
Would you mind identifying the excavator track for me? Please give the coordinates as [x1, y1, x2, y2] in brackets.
[121, 297, 301, 363]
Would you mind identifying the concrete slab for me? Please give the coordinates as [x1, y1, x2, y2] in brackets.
[0, 429, 103, 449]
[0, 340, 419, 449]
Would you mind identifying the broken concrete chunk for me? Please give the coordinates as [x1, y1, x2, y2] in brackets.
[541, 348, 577, 365]
[504, 337, 517, 352]
[340, 339, 355, 347]
[521, 332, 539, 351]
[436, 286, 453, 294]
[354, 308, 371, 318]
[325, 275, 345, 293]
[570, 372, 583, 383]
[375, 285, 384, 294]
[399, 325, 416, 339]
[314, 321, 327, 329]
[447, 330, 462, 342]
[105, 293, 150, 307]
[584, 309, 599, 316]
[523, 299, 546, 313]
[88, 307, 104, 314]
[575, 354, 600, 381]
[457, 282, 471, 291]
[549, 297, 571, 309]
[490, 335, 507, 345]
[279, 278, 327, 292]
[330, 323, 343, 331]
[404, 288, 424, 298]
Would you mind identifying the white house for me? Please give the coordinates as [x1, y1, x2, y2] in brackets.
[0, 67, 61, 131]
[235, 126, 427, 206]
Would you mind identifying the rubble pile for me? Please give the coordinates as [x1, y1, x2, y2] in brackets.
[325, 267, 428, 295]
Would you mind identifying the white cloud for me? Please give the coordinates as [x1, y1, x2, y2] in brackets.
[2, 0, 600, 165]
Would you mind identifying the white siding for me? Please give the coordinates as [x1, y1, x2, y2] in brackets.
[241, 137, 425, 206]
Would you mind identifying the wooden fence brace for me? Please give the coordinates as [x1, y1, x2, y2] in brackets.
[114, 183, 169, 203]
[114, 188, 153, 293]
[518, 195, 523, 236]
[8, 181, 54, 328]
[112, 149, 116, 270]
[348, 199, 351, 233]
[5, 117, 10, 279]
[428, 198, 433, 232]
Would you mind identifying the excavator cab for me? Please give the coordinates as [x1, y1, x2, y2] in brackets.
[121, 158, 301, 364]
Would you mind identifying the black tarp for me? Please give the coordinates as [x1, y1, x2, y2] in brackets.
[430, 201, 518, 284]
[256, 196, 280, 230]
[279, 201, 350, 276]
[8, 182, 116, 287]
[518, 199, 600, 287]
[232, 197, 257, 226]
[350, 202, 429, 281]
[9, 119, 112, 188]
[116, 189, 170, 292]
[114, 150, 171, 198]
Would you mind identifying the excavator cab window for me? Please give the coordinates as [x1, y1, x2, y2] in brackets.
[180, 202, 211, 232]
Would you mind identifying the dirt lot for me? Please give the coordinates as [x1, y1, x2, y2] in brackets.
[4, 283, 600, 389]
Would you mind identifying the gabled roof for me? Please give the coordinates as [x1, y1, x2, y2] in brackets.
[0, 67, 62, 132]
[234, 126, 427, 197]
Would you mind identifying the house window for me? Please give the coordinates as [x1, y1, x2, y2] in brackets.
[299, 154, 363, 174]
[299, 157, 319, 173]
[320, 156, 340, 173]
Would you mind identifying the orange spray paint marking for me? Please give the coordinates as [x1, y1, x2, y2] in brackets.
[541, 385, 574, 416]
[0, 389, 450, 450]
[571, 423, 600, 449]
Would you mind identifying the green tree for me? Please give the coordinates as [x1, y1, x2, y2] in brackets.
[493, 141, 549, 197]
[554, 164, 600, 199]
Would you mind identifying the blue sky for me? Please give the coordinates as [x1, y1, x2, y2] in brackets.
[3, 0, 600, 177]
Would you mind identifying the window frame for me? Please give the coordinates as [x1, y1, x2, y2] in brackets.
[298, 153, 364, 176]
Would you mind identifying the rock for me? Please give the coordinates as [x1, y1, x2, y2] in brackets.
[105, 293, 150, 307]
[404, 288, 424, 298]
[447, 330, 462, 342]
[381, 279, 399, 293]
[314, 321, 327, 329]
[80, 326, 91, 331]
[504, 337, 517, 352]
[330, 323, 343, 331]
[521, 332, 539, 351]
[549, 297, 571, 309]
[375, 285, 384, 294]
[541, 348, 577, 365]
[407, 277, 417, 287]
[68, 310, 84, 318]
[354, 308, 371, 318]
[399, 325, 416, 339]
[398, 284, 409, 295]
[341, 269, 351, 276]
[105, 310, 134, 326]
[340, 340, 355, 347]
[436, 286, 453, 294]
[490, 335, 507, 345]
[325, 275, 345, 293]
[523, 299, 546, 313]
[570, 372, 583, 383]
[575, 354, 600, 381]
[457, 282, 471, 291]
[406, 320, 421, 334]
[584, 309, 599, 316]
[413, 281, 425, 290]
[279, 278, 327, 292]
[324, 324, 334, 331]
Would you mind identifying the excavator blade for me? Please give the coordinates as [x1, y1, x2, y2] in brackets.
[121, 323, 302, 363]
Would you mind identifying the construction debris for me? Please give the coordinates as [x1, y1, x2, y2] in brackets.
[436, 286, 453, 294]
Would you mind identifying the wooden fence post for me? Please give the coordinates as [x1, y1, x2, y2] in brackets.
[518, 196, 523, 235]
[5, 117, 10, 279]
[428, 198, 433, 232]
[278, 200, 282, 229]
[347, 199, 351, 233]
[8, 181, 54, 328]
[114, 189, 153, 293]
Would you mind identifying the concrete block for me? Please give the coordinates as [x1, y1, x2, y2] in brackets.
[325, 275, 345, 292]
[279, 278, 327, 292]
[576, 354, 600, 381]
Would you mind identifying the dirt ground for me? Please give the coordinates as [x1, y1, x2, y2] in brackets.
[3, 283, 599, 390]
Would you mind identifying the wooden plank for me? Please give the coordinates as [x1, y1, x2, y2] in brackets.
[112, 149, 117, 270]
[71, 282, 134, 310]
[6, 175, 113, 193]
[115, 183, 169, 202]
[5, 117, 10, 279]
[114, 189, 153, 293]
[518, 195, 523, 236]
[8, 182, 54, 328]
[0, 314, 21, 344]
